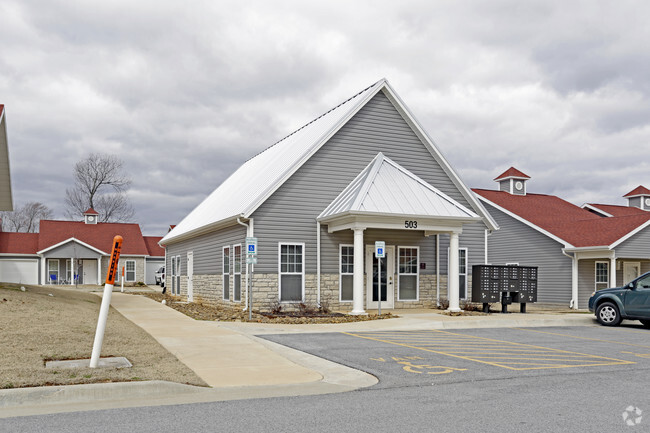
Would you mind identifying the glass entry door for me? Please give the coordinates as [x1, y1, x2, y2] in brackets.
[366, 245, 395, 310]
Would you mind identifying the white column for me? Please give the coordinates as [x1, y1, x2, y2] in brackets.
[351, 228, 366, 315]
[40, 255, 46, 285]
[448, 232, 461, 312]
[610, 257, 617, 287]
[97, 258, 102, 285]
[571, 255, 579, 309]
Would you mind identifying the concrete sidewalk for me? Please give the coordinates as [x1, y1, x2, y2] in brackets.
[0, 294, 597, 418]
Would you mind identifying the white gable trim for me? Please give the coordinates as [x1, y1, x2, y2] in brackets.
[609, 219, 650, 249]
[241, 81, 385, 219]
[581, 204, 614, 217]
[37, 237, 107, 255]
[476, 195, 572, 247]
[379, 83, 498, 231]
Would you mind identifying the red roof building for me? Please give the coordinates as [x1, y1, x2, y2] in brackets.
[0, 215, 165, 286]
[474, 168, 650, 309]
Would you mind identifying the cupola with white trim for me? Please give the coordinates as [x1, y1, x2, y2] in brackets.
[83, 208, 99, 224]
[494, 167, 530, 196]
[623, 186, 650, 211]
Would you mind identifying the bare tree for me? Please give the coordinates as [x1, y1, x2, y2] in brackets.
[64, 153, 135, 222]
[0, 202, 54, 232]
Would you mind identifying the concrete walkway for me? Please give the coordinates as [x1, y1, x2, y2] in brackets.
[0, 293, 598, 418]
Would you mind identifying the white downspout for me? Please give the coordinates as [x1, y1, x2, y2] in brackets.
[562, 249, 578, 309]
[316, 221, 321, 308]
[237, 217, 252, 311]
[436, 234, 440, 307]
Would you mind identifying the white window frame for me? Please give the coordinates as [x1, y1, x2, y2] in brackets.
[48, 259, 60, 284]
[448, 247, 469, 300]
[398, 246, 419, 301]
[233, 244, 242, 302]
[125, 259, 136, 282]
[278, 242, 305, 303]
[223, 246, 230, 301]
[339, 244, 354, 302]
[595, 261, 609, 288]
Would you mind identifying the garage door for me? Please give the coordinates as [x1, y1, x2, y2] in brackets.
[0, 259, 39, 284]
[145, 260, 164, 285]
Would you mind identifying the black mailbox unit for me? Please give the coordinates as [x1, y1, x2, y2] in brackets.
[471, 265, 538, 313]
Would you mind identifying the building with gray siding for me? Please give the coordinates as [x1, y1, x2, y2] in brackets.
[474, 168, 650, 309]
[160, 79, 498, 313]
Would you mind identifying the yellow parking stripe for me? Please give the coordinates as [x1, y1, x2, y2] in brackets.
[343, 329, 635, 370]
[512, 328, 650, 349]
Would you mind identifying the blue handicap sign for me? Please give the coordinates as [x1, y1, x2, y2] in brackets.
[378, 248, 383, 255]
[248, 245, 255, 252]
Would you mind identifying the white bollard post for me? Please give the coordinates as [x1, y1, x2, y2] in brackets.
[90, 235, 123, 368]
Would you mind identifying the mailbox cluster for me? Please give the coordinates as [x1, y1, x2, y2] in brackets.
[471, 265, 538, 313]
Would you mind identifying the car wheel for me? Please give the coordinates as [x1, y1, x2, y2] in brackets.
[640, 320, 650, 329]
[596, 302, 621, 326]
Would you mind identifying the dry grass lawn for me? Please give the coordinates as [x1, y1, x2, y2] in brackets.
[0, 283, 207, 389]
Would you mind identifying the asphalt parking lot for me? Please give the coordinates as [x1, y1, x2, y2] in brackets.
[262, 324, 650, 389]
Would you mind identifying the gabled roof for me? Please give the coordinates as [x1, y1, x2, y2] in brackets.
[623, 186, 650, 198]
[494, 167, 530, 181]
[474, 189, 650, 248]
[143, 236, 164, 257]
[319, 153, 478, 220]
[38, 220, 149, 255]
[0, 232, 39, 254]
[162, 79, 497, 244]
[83, 208, 99, 215]
[583, 203, 647, 217]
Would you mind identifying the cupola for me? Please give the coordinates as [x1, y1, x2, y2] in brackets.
[494, 167, 530, 196]
[83, 208, 99, 224]
[623, 186, 650, 211]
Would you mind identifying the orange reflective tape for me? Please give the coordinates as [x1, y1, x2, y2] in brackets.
[105, 235, 123, 285]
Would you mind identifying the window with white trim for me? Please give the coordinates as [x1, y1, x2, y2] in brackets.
[398, 247, 418, 300]
[279, 243, 304, 302]
[223, 246, 230, 300]
[125, 260, 136, 282]
[595, 261, 609, 289]
[340, 245, 354, 302]
[234, 244, 242, 302]
[48, 259, 59, 284]
[459, 248, 468, 299]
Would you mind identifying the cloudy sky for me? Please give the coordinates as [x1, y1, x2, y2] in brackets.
[1, 0, 649, 235]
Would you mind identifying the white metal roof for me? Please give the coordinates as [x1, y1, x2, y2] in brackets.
[161, 78, 496, 245]
[319, 153, 479, 220]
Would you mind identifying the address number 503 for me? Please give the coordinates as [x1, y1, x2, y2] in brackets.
[404, 220, 418, 229]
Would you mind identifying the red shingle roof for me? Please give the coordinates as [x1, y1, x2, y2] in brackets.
[473, 189, 650, 247]
[38, 220, 149, 255]
[585, 203, 647, 217]
[83, 208, 99, 215]
[623, 186, 650, 198]
[0, 232, 39, 254]
[143, 236, 164, 257]
[494, 167, 530, 181]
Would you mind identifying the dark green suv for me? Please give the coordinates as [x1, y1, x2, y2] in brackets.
[589, 271, 650, 327]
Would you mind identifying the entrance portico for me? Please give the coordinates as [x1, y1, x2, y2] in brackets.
[318, 153, 480, 314]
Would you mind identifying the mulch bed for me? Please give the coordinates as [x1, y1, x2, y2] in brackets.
[131, 292, 396, 324]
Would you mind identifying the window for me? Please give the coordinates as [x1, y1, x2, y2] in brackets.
[595, 261, 609, 288]
[223, 246, 230, 300]
[234, 245, 242, 302]
[171, 256, 176, 293]
[279, 243, 304, 302]
[171, 255, 181, 295]
[340, 245, 354, 302]
[398, 247, 418, 300]
[48, 259, 59, 284]
[125, 260, 136, 282]
[459, 248, 468, 299]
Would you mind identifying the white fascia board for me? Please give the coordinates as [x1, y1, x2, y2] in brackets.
[379, 83, 499, 232]
[476, 195, 572, 248]
[242, 80, 387, 219]
[609, 219, 650, 249]
[0, 253, 39, 257]
[581, 204, 613, 217]
[37, 237, 107, 255]
[160, 215, 242, 245]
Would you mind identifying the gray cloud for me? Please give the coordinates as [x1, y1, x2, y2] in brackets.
[1, 0, 649, 235]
